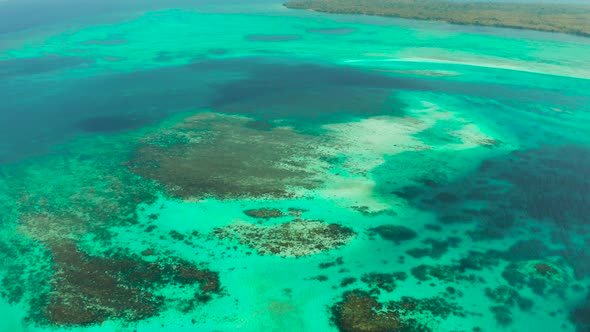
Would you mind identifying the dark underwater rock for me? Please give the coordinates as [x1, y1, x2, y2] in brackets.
[368, 225, 417, 244]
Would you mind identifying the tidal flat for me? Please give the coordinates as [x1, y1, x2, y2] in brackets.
[1, 0, 590, 331]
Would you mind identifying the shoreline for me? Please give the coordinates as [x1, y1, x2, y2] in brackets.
[284, 0, 590, 38]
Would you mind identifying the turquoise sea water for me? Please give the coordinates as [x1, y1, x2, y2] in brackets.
[1, 1, 590, 331]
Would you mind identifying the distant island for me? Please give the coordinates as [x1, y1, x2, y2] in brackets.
[284, 0, 590, 37]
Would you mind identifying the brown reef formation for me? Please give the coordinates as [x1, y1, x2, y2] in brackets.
[29, 242, 221, 327]
[128, 113, 325, 200]
[361, 272, 407, 294]
[243, 208, 286, 219]
[330, 290, 460, 332]
[213, 218, 356, 257]
[368, 225, 417, 244]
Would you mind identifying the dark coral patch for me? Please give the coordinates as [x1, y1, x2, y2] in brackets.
[534, 263, 558, 276]
[457, 250, 502, 271]
[352, 206, 397, 217]
[340, 277, 357, 288]
[501, 260, 567, 296]
[375, 145, 590, 282]
[386, 296, 459, 319]
[505, 240, 550, 261]
[331, 290, 404, 332]
[433, 192, 459, 203]
[288, 207, 308, 217]
[330, 290, 460, 332]
[29, 242, 221, 327]
[368, 225, 417, 244]
[485, 286, 534, 326]
[311, 275, 329, 282]
[406, 237, 461, 259]
[424, 224, 442, 232]
[243, 208, 285, 219]
[361, 272, 407, 294]
[496, 146, 590, 225]
[319, 256, 344, 269]
[411, 264, 470, 283]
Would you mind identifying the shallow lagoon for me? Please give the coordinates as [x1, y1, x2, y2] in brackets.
[1, 0, 590, 331]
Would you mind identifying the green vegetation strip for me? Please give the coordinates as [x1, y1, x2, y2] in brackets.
[284, 0, 590, 37]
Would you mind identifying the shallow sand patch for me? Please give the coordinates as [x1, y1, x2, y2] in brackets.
[373, 69, 461, 77]
[322, 115, 430, 173]
[317, 176, 391, 212]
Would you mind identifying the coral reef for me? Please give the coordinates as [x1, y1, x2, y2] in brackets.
[408, 249, 505, 283]
[406, 237, 461, 259]
[361, 272, 407, 294]
[243, 208, 285, 219]
[330, 290, 404, 332]
[386, 296, 459, 319]
[502, 260, 569, 296]
[534, 263, 558, 276]
[340, 277, 358, 288]
[319, 257, 344, 269]
[0, 234, 51, 306]
[352, 206, 397, 217]
[410, 264, 472, 283]
[368, 225, 417, 244]
[457, 250, 502, 271]
[380, 146, 590, 270]
[330, 290, 460, 332]
[14, 155, 157, 246]
[484, 285, 534, 326]
[213, 219, 355, 257]
[129, 113, 326, 200]
[29, 242, 221, 327]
